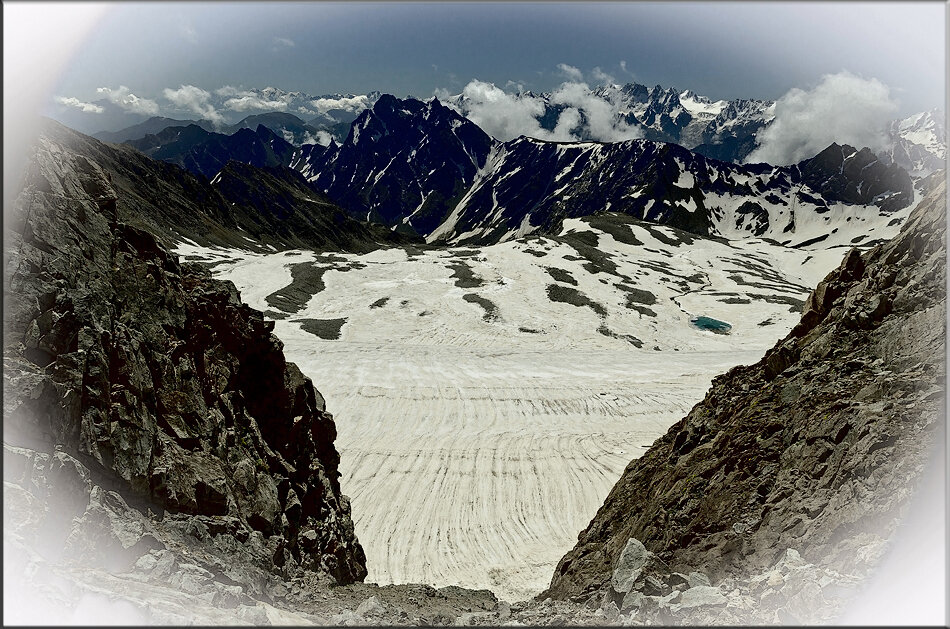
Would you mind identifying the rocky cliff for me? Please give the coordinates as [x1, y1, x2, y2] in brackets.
[4, 135, 367, 620]
[543, 177, 946, 623]
[35, 119, 414, 253]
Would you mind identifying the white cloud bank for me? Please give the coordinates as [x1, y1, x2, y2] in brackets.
[310, 95, 372, 114]
[211, 85, 295, 113]
[446, 78, 641, 143]
[96, 86, 159, 115]
[746, 71, 898, 165]
[55, 96, 103, 113]
[163, 84, 224, 125]
[549, 81, 640, 142]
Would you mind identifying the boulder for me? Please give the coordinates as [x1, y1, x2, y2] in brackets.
[611, 538, 650, 593]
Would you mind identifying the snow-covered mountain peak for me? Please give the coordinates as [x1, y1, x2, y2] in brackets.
[896, 108, 946, 159]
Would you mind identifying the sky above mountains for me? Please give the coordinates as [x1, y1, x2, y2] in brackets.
[39, 1, 945, 119]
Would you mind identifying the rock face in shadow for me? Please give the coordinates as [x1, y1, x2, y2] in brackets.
[543, 177, 946, 621]
[36, 118, 416, 253]
[211, 160, 417, 253]
[127, 123, 297, 180]
[4, 136, 367, 585]
[795, 142, 914, 213]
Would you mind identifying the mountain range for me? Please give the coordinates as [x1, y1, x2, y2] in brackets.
[5, 111, 945, 624]
[74, 82, 945, 180]
[448, 83, 944, 176]
[294, 95, 916, 247]
[92, 93, 932, 253]
[53, 85, 379, 138]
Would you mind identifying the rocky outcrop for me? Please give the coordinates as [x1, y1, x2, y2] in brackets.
[210, 160, 419, 253]
[795, 142, 914, 213]
[303, 95, 495, 237]
[37, 118, 413, 253]
[4, 134, 367, 601]
[543, 176, 946, 622]
[127, 123, 297, 180]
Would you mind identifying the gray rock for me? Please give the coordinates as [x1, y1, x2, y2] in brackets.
[544, 179, 947, 626]
[619, 589, 645, 612]
[356, 595, 386, 617]
[600, 599, 620, 622]
[687, 571, 711, 588]
[674, 586, 728, 610]
[237, 604, 271, 625]
[4, 136, 368, 586]
[62, 486, 164, 571]
[133, 549, 178, 579]
[611, 538, 649, 593]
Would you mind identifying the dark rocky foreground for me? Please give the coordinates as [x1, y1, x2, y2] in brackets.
[3, 129, 946, 625]
[3, 136, 369, 621]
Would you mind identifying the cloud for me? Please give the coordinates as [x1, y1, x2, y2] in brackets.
[310, 95, 372, 114]
[456, 80, 554, 141]
[557, 63, 584, 82]
[302, 130, 335, 146]
[96, 86, 160, 115]
[619, 60, 635, 78]
[223, 94, 289, 112]
[452, 77, 643, 144]
[432, 88, 460, 111]
[163, 84, 224, 125]
[271, 36, 295, 52]
[549, 81, 642, 142]
[176, 16, 198, 44]
[55, 96, 104, 113]
[214, 85, 244, 97]
[745, 71, 898, 165]
[591, 67, 615, 85]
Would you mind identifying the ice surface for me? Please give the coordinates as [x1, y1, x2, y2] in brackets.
[175, 221, 862, 602]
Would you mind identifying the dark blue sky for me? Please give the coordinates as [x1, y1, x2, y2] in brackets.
[43, 1, 949, 116]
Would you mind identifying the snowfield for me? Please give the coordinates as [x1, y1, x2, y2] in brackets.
[176, 216, 883, 602]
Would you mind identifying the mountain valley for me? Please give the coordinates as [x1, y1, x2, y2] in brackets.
[5, 74, 946, 625]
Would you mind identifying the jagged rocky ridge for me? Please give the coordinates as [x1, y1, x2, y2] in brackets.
[447, 83, 945, 174]
[297, 95, 494, 236]
[92, 116, 217, 144]
[428, 138, 912, 245]
[39, 119, 415, 253]
[127, 123, 298, 180]
[3, 137, 367, 617]
[541, 176, 946, 623]
[113, 95, 919, 247]
[208, 160, 419, 253]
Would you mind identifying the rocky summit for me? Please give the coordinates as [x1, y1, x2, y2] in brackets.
[542, 177, 946, 623]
